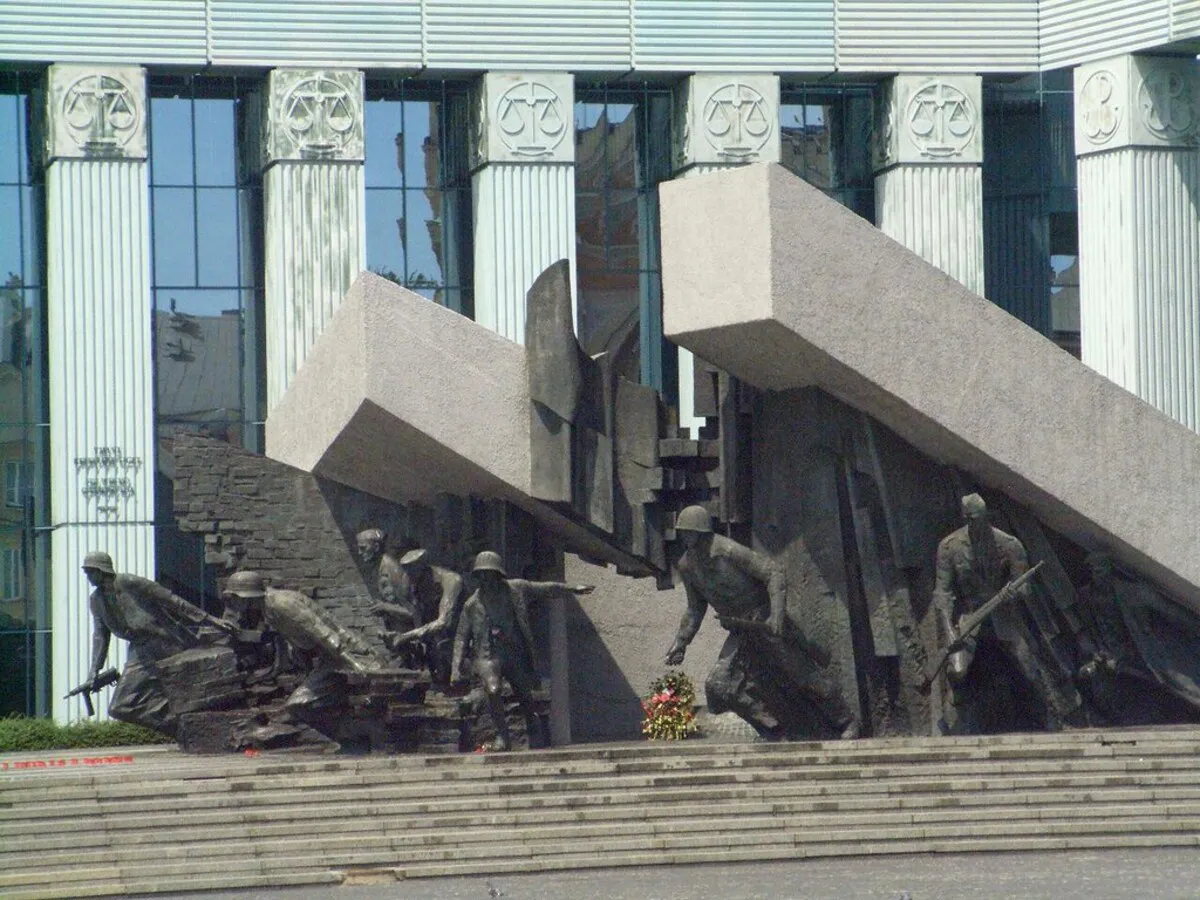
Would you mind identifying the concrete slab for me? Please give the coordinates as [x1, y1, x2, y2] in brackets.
[659, 163, 1200, 609]
[265, 272, 651, 572]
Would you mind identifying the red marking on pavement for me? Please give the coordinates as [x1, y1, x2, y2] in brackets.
[1, 754, 134, 771]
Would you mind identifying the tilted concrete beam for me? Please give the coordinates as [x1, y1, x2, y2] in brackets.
[266, 272, 652, 573]
[660, 163, 1200, 609]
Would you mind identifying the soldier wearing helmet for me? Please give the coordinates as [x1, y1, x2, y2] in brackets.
[451, 550, 594, 750]
[81, 550, 236, 737]
[666, 505, 860, 741]
[221, 569, 382, 737]
[385, 548, 464, 685]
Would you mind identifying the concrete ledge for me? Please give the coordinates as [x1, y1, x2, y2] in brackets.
[264, 272, 652, 571]
[660, 163, 1200, 608]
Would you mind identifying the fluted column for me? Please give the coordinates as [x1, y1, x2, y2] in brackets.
[45, 64, 153, 720]
[671, 74, 780, 434]
[1075, 55, 1200, 432]
[470, 72, 576, 343]
[260, 69, 366, 411]
[873, 75, 985, 296]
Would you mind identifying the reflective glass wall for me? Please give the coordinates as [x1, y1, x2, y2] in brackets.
[0, 72, 50, 717]
[574, 85, 674, 397]
[779, 84, 875, 223]
[983, 71, 1079, 353]
[364, 80, 473, 317]
[148, 75, 263, 608]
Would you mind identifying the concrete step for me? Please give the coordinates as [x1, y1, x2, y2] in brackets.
[6, 727, 1200, 897]
[7, 743, 1200, 811]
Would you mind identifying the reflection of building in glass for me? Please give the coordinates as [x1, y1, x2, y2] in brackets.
[575, 106, 640, 375]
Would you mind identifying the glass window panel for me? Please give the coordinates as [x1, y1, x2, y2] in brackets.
[575, 102, 603, 132]
[196, 188, 240, 286]
[155, 289, 243, 423]
[605, 190, 640, 271]
[364, 100, 406, 188]
[406, 188, 443, 288]
[150, 98, 195, 186]
[575, 191, 605, 273]
[365, 188, 406, 282]
[0, 186, 20, 278]
[152, 188, 196, 285]
[193, 99, 236, 186]
[0, 95, 19, 183]
[402, 101, 436, 190]
[20, 187, 39, 286]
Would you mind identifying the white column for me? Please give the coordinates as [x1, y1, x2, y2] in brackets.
[261, 68, 366, 411]
[671, 75, 780, 434]
[470, 72, 576, 344]
[45, 65, 154, 721]
[872, 75, 985, 296]
[1075, 55, 1200, 432]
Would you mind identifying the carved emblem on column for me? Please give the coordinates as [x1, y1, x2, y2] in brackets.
[473, 72, 574, 166]
[1138, 69, 1197, 142]
[905, 81, 976, 159]
[672, 74, 780, 173]
[1078, 69, 1122, 147]
[701, 82, 773, 160]
[878, 75, 981, 168]
[264, 69, 364, 164]
[45, 65, 146, 162]
[495, 80, 567, 158]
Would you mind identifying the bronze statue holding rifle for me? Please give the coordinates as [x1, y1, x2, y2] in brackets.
[932, 494, 1083, 733]
[75, 550, 237, 737]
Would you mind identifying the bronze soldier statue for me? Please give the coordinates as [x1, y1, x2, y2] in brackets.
[222, 570, 382, 734]
[451, 551, 593, 751]
[356, 528, 417, 632]
[664, 506, 860, 741]
[932, 493, 1083, 732]
[81, 550, 235, 737]
[386, 549, 465, 685]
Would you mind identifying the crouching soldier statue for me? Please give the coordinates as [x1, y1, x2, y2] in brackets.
[223, 571, 383, 739]
[664, 506, 861, 741]
[79, 551, 236, 738]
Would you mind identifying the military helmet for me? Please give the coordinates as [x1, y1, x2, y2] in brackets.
[81, 551, 115, 575]
[356, 527, 385, 544]
[675, 505, 713, 534]
[400, 548, 428, 568]
[471, 551, 506, 576]
[224, 570, 266, 599]
[961, 493, 987, 518]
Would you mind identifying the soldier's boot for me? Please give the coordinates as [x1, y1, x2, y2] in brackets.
[485, 689, 512, 751]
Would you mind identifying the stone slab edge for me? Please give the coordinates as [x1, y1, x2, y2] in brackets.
[660, 163, 1200, 610]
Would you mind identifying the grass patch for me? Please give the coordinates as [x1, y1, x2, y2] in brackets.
[0, 715, 172, 752]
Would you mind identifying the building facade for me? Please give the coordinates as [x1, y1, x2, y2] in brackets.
[0, 0, 1197, 721]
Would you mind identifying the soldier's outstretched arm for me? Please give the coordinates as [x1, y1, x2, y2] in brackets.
[666, 581, 707, 665]
[397, 570, 466, 643]
[512, 579, 595, 601]
[139, 577, 236, 635]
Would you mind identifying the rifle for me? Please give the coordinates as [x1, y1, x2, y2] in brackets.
[923, 561, 1044, 687]
[719, 615, 774, 634]
[64, 667, 120, 717]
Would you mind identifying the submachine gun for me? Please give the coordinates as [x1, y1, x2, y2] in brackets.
[64, 667, 120, 717]
[922, 561, 1045, 688]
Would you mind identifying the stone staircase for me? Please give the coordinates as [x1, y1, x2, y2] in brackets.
[5, 727, 1200, 899]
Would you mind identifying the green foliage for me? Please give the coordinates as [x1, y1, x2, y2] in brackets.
[0, 715, 172, 752]
[641, 670, 700, 741]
